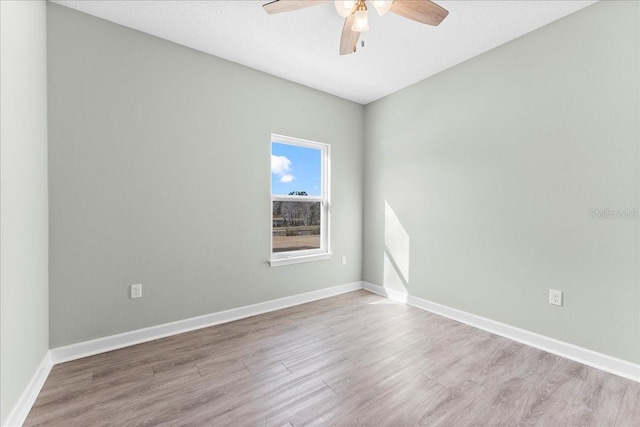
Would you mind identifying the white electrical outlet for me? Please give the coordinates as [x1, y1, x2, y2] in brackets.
[131, 283, 142, 299]
[549, 289, 562, 306]
[341, 256, 347, 265]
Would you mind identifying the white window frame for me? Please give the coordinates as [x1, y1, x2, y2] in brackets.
[270, 134, 331, 267]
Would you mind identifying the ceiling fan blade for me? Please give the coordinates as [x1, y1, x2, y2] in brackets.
[262, 0, 327, 15]
[339, 14, 360, 55]
[391, 0, 449, 26]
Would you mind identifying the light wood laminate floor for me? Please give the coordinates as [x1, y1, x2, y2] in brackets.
[25, 290, 640, 426]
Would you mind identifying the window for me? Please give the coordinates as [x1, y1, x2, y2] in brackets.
[270, 134, 330, 267]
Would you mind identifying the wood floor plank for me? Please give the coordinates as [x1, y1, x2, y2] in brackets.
[219, 379, 337, 426]
[563, 367, 630, 426]
[444, 347, 559, 426]
[615, 380, 640, 427]
[423, 332, 514, 386]
[23, 290, 638, 426]
[507, 357, 590, 426]
[411, 380, 486, 425]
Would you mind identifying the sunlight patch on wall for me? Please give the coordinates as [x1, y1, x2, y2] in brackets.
[383, 200, 409, 295]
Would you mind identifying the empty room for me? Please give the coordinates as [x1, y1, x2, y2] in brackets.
[1, 0, 639, 425]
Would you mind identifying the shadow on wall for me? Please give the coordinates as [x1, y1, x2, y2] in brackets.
[383, 201, 410, 299]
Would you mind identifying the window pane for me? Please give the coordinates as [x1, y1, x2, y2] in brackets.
[272, 201, 321, 253]
[271, 142, 321, 196]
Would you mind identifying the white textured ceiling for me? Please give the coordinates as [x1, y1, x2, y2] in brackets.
[52, 0, 597, 104]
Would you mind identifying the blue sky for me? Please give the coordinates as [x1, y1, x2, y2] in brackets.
[271, 142, 321, 196]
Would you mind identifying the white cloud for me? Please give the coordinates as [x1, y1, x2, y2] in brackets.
[271, 155, 291, 176]
[272, 155, 296, 184]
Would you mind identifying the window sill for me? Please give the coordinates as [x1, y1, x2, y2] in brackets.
[269, 252, 332, 267]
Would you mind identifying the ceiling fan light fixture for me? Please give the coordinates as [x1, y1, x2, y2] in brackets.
[371, 0, 393, 16]
[262, 0, 449, 56]
[352, 9, 370, 32]
[334, 0, 355, 17]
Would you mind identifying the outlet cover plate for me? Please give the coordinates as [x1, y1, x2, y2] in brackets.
[549, 289, 562, 306]
[131, 283, 142, 299]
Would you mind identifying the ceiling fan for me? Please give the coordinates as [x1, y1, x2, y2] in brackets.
[262, 0, 449, 55]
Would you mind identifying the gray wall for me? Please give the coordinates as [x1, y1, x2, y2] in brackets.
[364, 1, 639, 364]
[47, 3, 364, 347]
[0, 0, 50, 423]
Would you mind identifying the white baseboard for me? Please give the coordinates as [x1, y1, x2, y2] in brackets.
[50, 281, 363, 364]
[3, 351, 53, 427]
[362, 282, 640, 383]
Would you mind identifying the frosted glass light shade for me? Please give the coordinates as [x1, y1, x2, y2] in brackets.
[352, 9, 370, 32]
[371, 0, 393, 16]
[335, 0, 356, 17]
